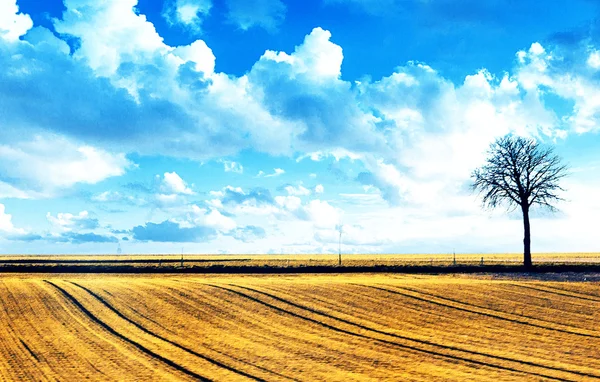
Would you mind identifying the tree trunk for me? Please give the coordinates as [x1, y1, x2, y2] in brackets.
[522, 205, 532, 268]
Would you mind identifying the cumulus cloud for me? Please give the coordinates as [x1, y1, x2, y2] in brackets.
[296, 200, 341, 228]
[46, 211, 100, 232]
[351, 55, 568, 206]
[163, 0, 212, 33]
[0, 0, 32, 42]
[2, 4, 585, 188]
[0, 204, 25, 235]
[0, 135, 132, 198]
[3, 208, 119, 244]
[0, 30, 198, 151]
[314, 184, 324, 193]
[274, 195, 302, 211]
[356, 159, 409, 206]
[190, 205, 237, 231]
[249, 27, 386, 155]
[54, 0, 170, 76]
[0, 0, 290, 165]
[3, 12, 379, 170]
[160, 172, 194, 195]
[514, 41, 600, 134]
[224, 0, 286, 32]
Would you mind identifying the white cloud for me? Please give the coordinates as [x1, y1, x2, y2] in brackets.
[314, 184, 324, 193]
[54, 0, 169, 77]
[260, 27, 342, 79]
[163, 0, 212, 33]
[0, 0, 32, 42]
[222, 160, 244, 174]
[528, 42, 545, 55]
[297, 200, 341, 228]
[249, 27, 385, 156]
[173, 40, 215, 74]
[512, 42, 600, 134]
[47, 0, 294, 163]
[357, 158, 410, 206]
[190, 206, 237, 231]
[155, 193, 182, 207]
[0, 204, 25, 234]
[160, 172, 194, 195]
[587, 50, 600, 69]
[46, 210, 99, 232]
[275, 195, 302, 211]
[0, 135, 132, 198]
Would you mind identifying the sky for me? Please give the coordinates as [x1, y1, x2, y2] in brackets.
[1, 0, 600, 255]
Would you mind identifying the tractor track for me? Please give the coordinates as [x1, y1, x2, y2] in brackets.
[44, 280, 213, 382]
[67, 282, 273, 382]
[514, 284, 600, 303]
[233, 284, 600, 381]
[369, 284, 600, 340]
[393, 285, 597, 333]
[209, 284, 577, 382]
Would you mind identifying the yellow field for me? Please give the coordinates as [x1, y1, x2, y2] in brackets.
[2, 252, 600, 268]
[1, 273, 599, 381]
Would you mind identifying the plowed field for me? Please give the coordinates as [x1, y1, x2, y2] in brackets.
[1, 274, 599, 381]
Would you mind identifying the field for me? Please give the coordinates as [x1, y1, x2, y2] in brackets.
[1, 273, 599, 381]
[2, 252, 600, 271]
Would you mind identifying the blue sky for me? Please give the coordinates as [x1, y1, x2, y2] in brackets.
[1, 0, 600, 254]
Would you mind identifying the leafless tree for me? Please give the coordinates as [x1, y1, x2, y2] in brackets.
[472, 136, 568, 268]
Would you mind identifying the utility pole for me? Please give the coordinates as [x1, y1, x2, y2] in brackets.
[338, 225, 342, 267]
[180, 247, 184, 268]
[117, 243, 122, 255]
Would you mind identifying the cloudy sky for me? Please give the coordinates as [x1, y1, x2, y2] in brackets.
[1, 0, 600, 255]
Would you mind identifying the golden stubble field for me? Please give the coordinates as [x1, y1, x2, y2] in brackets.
[2, 252, 600, 268]
[1, 273, 599, 381]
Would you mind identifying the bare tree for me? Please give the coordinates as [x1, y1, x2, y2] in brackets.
[471, 136, 568, 268]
